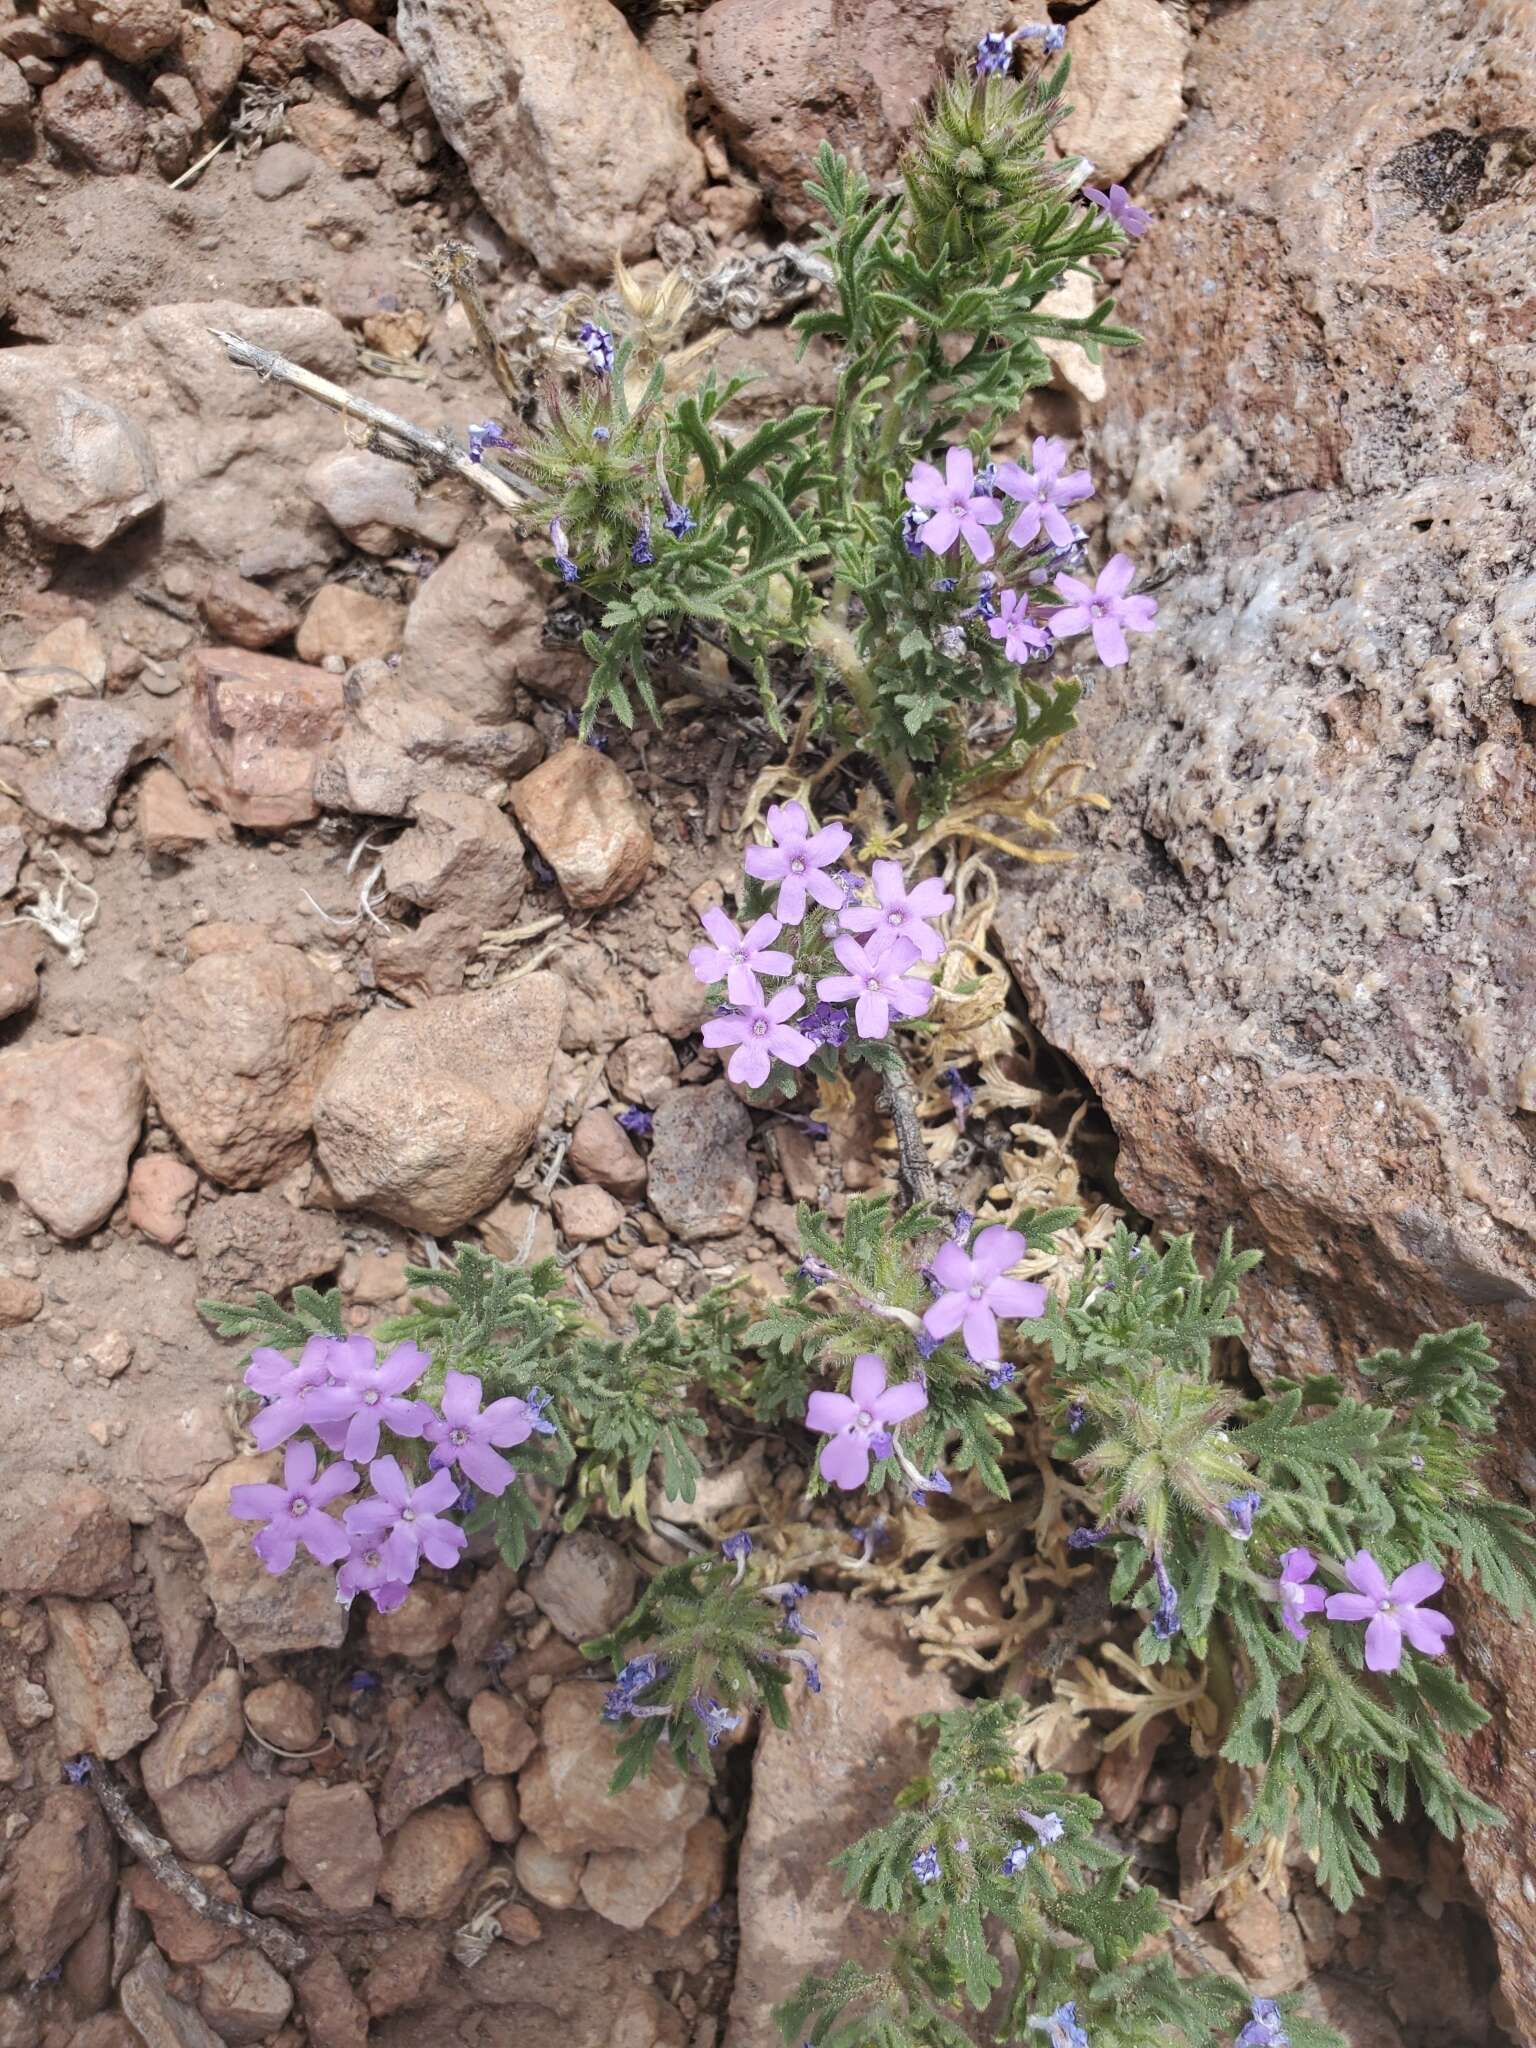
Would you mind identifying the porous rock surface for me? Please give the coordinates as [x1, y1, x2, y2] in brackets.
[992, 0, 1536, 2020]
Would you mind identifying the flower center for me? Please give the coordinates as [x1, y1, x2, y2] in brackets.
[864, 974, 880, 990]
[855, 1409, 875, 1430]
[732, 948, 745, 962]
[1380, 1599, 1395, 1614]
[752, 1019, 768, 1037]
[887, 909, 904, 925]
[289, 1496, 308, 1516]
[362, 1388, 379, 1405]
[969, 1282, 986, 1299]
[790, 856, 806, 873]
[365, 1550, 382, 1569]
[450, 1427, 468, 1446]
[1090, 600, 1108, 618]
[401, 1508, 416, 1523]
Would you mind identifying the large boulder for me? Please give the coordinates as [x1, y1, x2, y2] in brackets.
[396, 0, 705, 283]
[990, 0, 1536, 2022]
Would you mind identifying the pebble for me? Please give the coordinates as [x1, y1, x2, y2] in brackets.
[41, 1596, 156, 1759]
[552, 1181, 624, 1242]
[284, 1780, 384, 1913]
[377, 1804, 491, 1921]
[510, 742, 656, 909]
[526, 1530, 638, 1644]
[647, 1080, 758, 1243]
[251, 138, 316, 198]
[245, 1677, 324, 1753]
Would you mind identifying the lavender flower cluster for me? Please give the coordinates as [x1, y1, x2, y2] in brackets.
[228, 1335, 553, 1613]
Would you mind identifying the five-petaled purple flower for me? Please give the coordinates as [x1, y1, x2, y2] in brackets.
[904, 448, 1005, 563]
[1051, 553, 1158, 667]
[995, 438, 1094, 550]
[922, 1225, 1046, 1363]
[336, 1536, 410, 1613]
[343, 1457, 467, 1582]
[1236, 2000, 1290, 2048]
[975, 28, 1017, 75]
[817, 933, 933, 1040]
[689, 907, 794, 1003]
[246, 1337, 346, 1454]
[702, 987, 817, 1088]
[308, 1337, 433, 1465]
[743, 801, 852, 924]
[807, 1353, 927, 1491]
[989, 589, 1054, 664]
[1273, 1547, 1327, 1643]
[1084, 182, 1151, 237]
[801, 1000, 850, 1048]
[578, 321, 615, 373]
[691, 1694, 742, 1746]
[838, 860, 953, 963]
[423, 1370, 537, 1497]
[1323, 1550, 1454, 1672]
[230, 1437, 358, 1574]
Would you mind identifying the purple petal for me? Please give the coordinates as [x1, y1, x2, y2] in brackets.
[366, 1455, 410, 1509]
[819, 1431, 872, 1490]
[480, 1396, 535, 1448]
[922, 1290, 969, 1340]
[987, 1277, 1048, 1321]
[1364, 1612, 1404, 1673]
[1324, 1593, 1380, 1623]
[962, 1300, 999, 1362]
[1280, 1547, 1317, 1584]
[298, 1515, 351, 1567]
[1343, 1550, 1390, 1602]
[440, 1370, 481, 1428]
[1097, 552, 1136, 598]
[1389, 1561, 1444, 1606]
[458, 1440, 517, 1495]
[972, 1225, 1027, 1279]
[283, 1437, 319, 1490]
[874, 1378, 928, 1425]
[806, 1389, 858, 1434]
[308, 1461, 359, 1508]
[1398, 1608, 1455, 1655]
[228, 1482, 288, 1522]
[930, 1242, 973, 1289]
[849, 1354, 888, 1409]
[727, 1042, 771, 1087]
[1091, 614, 1129, 667]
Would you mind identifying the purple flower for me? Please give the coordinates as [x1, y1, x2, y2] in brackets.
[466, 420, 514, 464]
[994, 438, 1094, 550]
[1236, 2000, 1290, 2048]
[1066, 1401, 1086, 1430]
[1051, 554, 1158, 667]
[742, 801, 852, 924]
[989, 589, 1054, 664]
[975, 29, 1017, 75]
[921, 1226, 1045, 1363]
[663, 496, 696, 539]
[838, 860, 953, 963]
[63, 1756, 92, 1784]
[245, 1334, 346, 1454]
[422, 1369, 537, 1497]
[1002, 1840, 1033, 1875]
[229, 1437, 358, 1574]
[1030, 2003, 1089, 2048]
[801, 1000, 850, 1048]
[904, 448, 1005, 563]
[702, 987, 816, 1088]
[689, 906, 794, 1004]
[549, 519, 578, 585]
[1323, 1551, 1455, 1672]
[912, 1845, 941, 1883]
[1041, 23, 1066, 54]
[691, 1694, 741, 1747]
[1084, 182, 1151, 237]
[900, 507, 929, 555]
[578, 321, 615, 373]
[342, 1456, 467, 1581]
[987, 1362, 1016, 1390]
[1067, 1524, 1108, 1550]
[816, 933, 932, 1040]
[336, 1537, 411, 1613]
[631, 519, 655, 567]
[308, 1338, 433, 1465]
[722, 1531, 753, 1569]
[1019, 1807, 1064, 1842]
[604, 1653, 664, 1721]
[1226, 1491, 1263, 1541]
[616, 1105, 653, 1137]
[1151, 1556, 1181, 1641]
[1275, 1549, 1327, 1644]
[806, 1353, 927, 1491]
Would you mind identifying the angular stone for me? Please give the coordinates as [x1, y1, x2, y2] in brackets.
[140, 943, 351, 1188]
[647, 962, 709, 1041]
[1054, 0, 1189, 185]
[526, 1531, 637, 1644]
[19, 696, 160, 832]
[10, 380, 160, 548]
[138, 765, 222, 857]
[551, 1181, 622, 1242]
[191, 1949, 292, 2042]
[171, 646, 346, 830]
[376, 1688, 483, 1832]
[395, 534, 587, 722]
[126, 1154, 199, 1246]
[0, 927, 43, 1025]
[304, 448, 468, 557]
[297, 1952, 370, 2048]
[295, 582, 407, 665]
[396, 0, 704, 284]
[510, 742, 654, 910]
[39, 0, 182, 63]
[283, 1780, 384, 1913]
[365, 1581, 463, 1659]
[580, 1833, 687, 1931]
[140, 1670, 245, 1798]
[186, 1453, 349, 1656]
[244, 1677, 323, 1752]
[150, 1755, 292, 1864]
[647, 1080, 757, 1242]
[190, 1189, 345, 1299]
[302, 18, 409, 99]
[0, 1482, 131, 1598]
[8, 1787, 114, 1979]
[197, 567, 300, 650]
[314, 673, 542, 818]
[39, 55, 146, 172]
[382, 790, 527, 925]
[605, 1032, 679, 1109]
[518, 1681, 707, 1856]
[0, 1271, 44, 1325]
[120, 1948, 227, 2048]
[650, 1814, 727, 1936]
[123, 1864, 243, 1966]
[313, 972, 564, 1233]
[361, 1924, 448, 2016]
[727, 1595, 959, 2045]
[41, 1598, 156, 1760]
[568, 1107, 647, 1197]
[377, 1804, 491, 1921]
[24, 613, 108, 692]
[469, 1775, 521, 1844]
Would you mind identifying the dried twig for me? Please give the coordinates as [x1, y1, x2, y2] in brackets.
[880, 1052, 943, 1212]
[89, 1758, 310, 1974]
[208, 328, 536, 518]
[425, 239, 526, 411]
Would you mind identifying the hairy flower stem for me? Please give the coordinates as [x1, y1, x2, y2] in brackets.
[806, 593, 915, 815]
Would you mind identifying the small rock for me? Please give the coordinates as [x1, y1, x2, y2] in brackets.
[11, 382, 160, 549]
[365, 1581, 463, 1658]
[304, 447, 467, 556]
[20, 697, 160, 832]
[120, 1949, 225, 2048]
[606, 1032, 680, 1107]
[284, 1780, 384, 1913]
[452, 1559, 520, 1663]
[297, 1953, 370, 2048]
[395, 534, 586, 719]
[245, 1677, 323, 1752]
[177, 13, 243, 119]
[581, 1834, 687, 1931]
[495, 1900, 542, 1945]
[1054, 0, 1189, 185]
[171, 646, 346, 830]
[518, 1681, 707, 1855]
[0, 928, 44, 1024]
[362, 1925, 447, 2017]
[567, 1107, 647, 1197]
[197, 568, 300, 650]
[140, 1669, 245, 1797]
[551, 1182, 623, 1242]
[228, 1807, 286, 1887]
[8, 1786, 114, 1979]
[39, 0, 181, 64]
[123, 1863, 243, 1966]
[125, 1153, 199, 1246]
[0, 1271, 44, 1326]
[250, 137, 316, 197]
[150, 1754, 292, 1863]
[466, 1691, 537, 1775]
[0, 1482, 131, 1598]
[190, 1189, 345, 1298]
[377, 1805, 491, 1921]
[395, 0, 704, 284]
[383, 789, 527, 926]
[647, 963, 709, 1041]
[346, 1246, 410, 1305]
[476, 1195, 556, 1264]
[295, 583, 407, 665]
[41, 1597, 156, 1760]
[513, 1831, 585, 1910]
[647, 1080, 757, 1242]
[140, 943, 351, 1187]
[469, 1774, 521, 1843]
[1036, 266, 1108, 404]
[186, 1454, 349, 1656]
[511, 743, 654, 909]
[195, 1947, 294, 2044]
[303, 18, 408, 99]
[0, 822, 26, 897]
[25, 613, 108, 692]
[649, 1814, 727, 1936]
[313, 973, 565, 1234]
[376, 1688, 483, 1832]
[527, 1530, 638, 1644]
[1216, 1888, 1308, 1995]
[138, 765, 222, 856]
[0, 54, 31, 136]
[40, 55, 147, 173]
[314, 675, 541, 818]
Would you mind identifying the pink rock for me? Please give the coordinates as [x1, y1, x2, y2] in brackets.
[39, 0, 182, 64]
[0, 1482, 132, 1599]
[39, 55, 147, 173]
[0, 1035, 144, 1238]
[302, 18, 409, 100]
[171, 646, 346, 830]
[511, 742, 655, 910]
[126, 1152, 200, 1245]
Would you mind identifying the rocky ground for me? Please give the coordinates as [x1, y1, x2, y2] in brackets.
[0, 0, 1523, 2044]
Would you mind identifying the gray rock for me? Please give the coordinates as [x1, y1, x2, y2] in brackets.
[250, 138, 316, 198]
[19, 697, 161, 832]
[41, 1599, 157, 1760]
[120, 1946, 227, 2048]
[10, 381, 161, 548]
[647, 1080, 757, 1242]
[526, 1530, 638, 1644]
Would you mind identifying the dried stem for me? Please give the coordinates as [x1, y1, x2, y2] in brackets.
[881, 1053, 943, 1213]
[208, 328, 535, 518]
[90, 1759, 310, 1974]
[425, 239, 526, 411]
